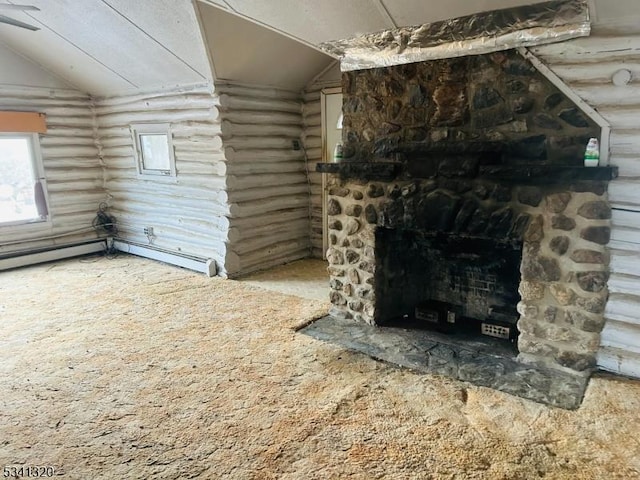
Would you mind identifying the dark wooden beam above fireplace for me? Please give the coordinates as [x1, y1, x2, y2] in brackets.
[316, 162, 618, 185]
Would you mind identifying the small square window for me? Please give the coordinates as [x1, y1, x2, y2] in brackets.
[131, 124, 176, 178]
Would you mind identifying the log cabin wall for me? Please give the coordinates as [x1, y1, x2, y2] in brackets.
[0, 86, 106, 255]
[302, 87, 323, 258]
[95, 83, 229, 273]
[532, 29, 640, 378]
[216, 82, 311, 277]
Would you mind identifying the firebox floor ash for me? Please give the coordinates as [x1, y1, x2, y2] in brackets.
[301, 315, 588, 410]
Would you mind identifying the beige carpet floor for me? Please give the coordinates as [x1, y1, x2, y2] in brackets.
[0, 254, 639, 479]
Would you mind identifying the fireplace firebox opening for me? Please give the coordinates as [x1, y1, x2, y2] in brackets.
[376, 229, 522, 348]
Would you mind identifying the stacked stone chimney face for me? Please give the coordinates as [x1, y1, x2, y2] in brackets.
[326, 50, 612, 376]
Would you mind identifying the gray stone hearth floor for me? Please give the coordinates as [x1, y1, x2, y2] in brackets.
[301, 315, 588, 409]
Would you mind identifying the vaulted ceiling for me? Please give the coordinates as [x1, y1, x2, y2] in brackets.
[0, 0, 638, 96]
[0, 0, 210, 95]
[201, 0, 640, 47]
[200, 0, 553, 47]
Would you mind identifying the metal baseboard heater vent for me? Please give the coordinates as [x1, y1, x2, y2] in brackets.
[0, 240, 107, 271]
[112, 240, 216, 277]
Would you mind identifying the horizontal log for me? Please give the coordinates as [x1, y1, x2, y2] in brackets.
[303, 101, 321, 116]
[113, 207, 230, 233]
[174, 138, 223, 154]
[218, 94, 301, 113]
[45, 169, 103, 182]
[167, 122, 220, 137]
[229, 194, 310, 218]
[233, 224, 310, 255]
[304, 147, 322, 159]
[304, 112, 321, 127]
[96, 108, 219, 128]
[95, 84, 212, 106]
[45, 116, 101, 128]
[226, 184, 309, 203]
[532, 35, 640, 64]
[117, 230, 226, 260]
[610, 180, 640, 208]
[214, 82, 301, 101]
[95, 95, 215, 116]
[176, 161, 226, 176]
[38, 106, 94, 118]
[221, 120, 302, 137]
[610, 130, 640, 155]
[228, 217, 309, 244]
[101, 145, 135, 157]
[226, 160, 304, 176]
[106, 180, 227, 203]
[235, 241, 310, 273]
[302, 91, 321, 102]
[303, 137, 322, 149]
[604, 295, 640, 327]
[610, 247, 640, 276]
[222, 109, 301, 126]
[0, 99, 92, 111]
[47, 186, 105, 200]
[224, 146, 304, 162]
[40, 136, 96, 147]
[565, 84, 640, 107]
[224, 136, 300, 150]
[612, 209, 640, 228]
[40, 145, 99, 158]
[227, 172, 307, 190]
[95, 126, 130, 139]
[550, 61, 640, 85]
[600, 321, 640, 356]
[43, 126, 95, 138]
[0, 233, 102, 255]
[303, 126, 321, 138]
[608, 272, 640, 296]
[41, 159, 103, 170]
[109, 199, 228, 221]
[113, 215, 228, 241]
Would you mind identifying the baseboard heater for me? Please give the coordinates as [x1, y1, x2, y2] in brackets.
[112, 240, 217, 277]
[0, 240, 107, 271]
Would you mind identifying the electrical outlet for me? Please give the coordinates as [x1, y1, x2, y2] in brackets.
[144, 226, 154, 236]
[292, 139, 301, 150]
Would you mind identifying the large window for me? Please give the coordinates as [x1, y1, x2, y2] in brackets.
[131, 123, 176, 178]
[0, 133, 49, 226]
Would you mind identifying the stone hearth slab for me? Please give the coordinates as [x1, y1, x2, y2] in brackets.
[301, 315, 588, 410]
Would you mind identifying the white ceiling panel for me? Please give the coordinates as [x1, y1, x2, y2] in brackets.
[0, 42, 73, 90]
[381, 0, 552, 28]
[0, 16, 134, 94]
[0, 0, 211, 95]
[23, 0, 203, 88]
[198, 3, 333, 90]
[223, 0, 392, 45]
[592, 0, 640, 23]
[102, 0, 211, 79]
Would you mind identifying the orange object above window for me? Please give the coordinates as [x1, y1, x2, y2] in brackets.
[0, 111, 47, 134]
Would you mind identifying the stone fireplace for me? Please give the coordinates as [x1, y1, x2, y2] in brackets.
[313, 50, 617, 408]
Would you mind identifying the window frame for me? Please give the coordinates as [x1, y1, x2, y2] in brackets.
[0, 132, 51, 229]
[130, 123, 177, 180]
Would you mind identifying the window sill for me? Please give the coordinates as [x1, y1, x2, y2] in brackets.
[0, 218, 52, 234]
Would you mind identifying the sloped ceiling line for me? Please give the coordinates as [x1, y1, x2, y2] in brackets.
[374, 0, 397, 29]
[101, 0, 207, 80]
[5, 0, 137, 88]
[197, 0, 332, 56]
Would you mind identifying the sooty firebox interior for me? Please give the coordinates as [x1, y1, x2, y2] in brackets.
[376, 230, 521, 345]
